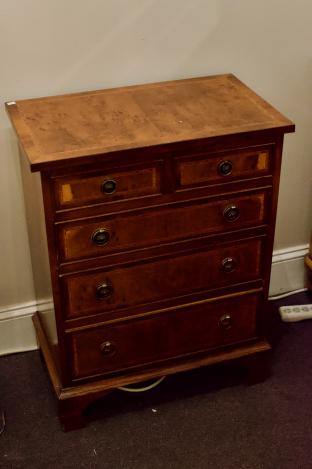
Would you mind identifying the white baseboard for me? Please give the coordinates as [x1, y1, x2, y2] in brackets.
[269, 244, 309, 297]
[0, 244, 309, 356]
[0, 299, 53, 356]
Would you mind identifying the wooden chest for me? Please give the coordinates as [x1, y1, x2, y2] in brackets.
[6, 74, 295, 430]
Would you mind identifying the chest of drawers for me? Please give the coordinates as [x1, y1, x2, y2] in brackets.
[6, 74, 294, 430]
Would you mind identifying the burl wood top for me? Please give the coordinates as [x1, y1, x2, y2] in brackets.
[6, 74, 294, 171]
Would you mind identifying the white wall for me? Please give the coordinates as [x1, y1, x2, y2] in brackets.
[1, 0, 312, 310]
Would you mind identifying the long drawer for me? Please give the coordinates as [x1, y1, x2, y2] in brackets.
[68, 291, 259, 379]
[61, 238, 263, 319]
[58, 190, 268, 263]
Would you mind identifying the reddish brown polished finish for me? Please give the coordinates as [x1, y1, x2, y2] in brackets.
[176, 146, 271, 188]
[6, 74, 295, 431]
[69, 292, 259, 380]
[58, 190, 267, 262]
[62, 238, 262, 319]
[54, 163, 162, 209]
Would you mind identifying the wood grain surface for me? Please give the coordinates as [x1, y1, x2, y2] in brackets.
[176, 147, 270, 188]
[62, 238, 262, 319]
[5, 74, 294, 170]
[58, 191, 267, 263]
[54, 163, 161, 209]
[69, 292, 259, 379]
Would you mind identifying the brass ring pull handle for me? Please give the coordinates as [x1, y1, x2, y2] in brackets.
[101, 179, 117, 194]
[222, 257, 237, 273]
[96, 282, 113, 300]
[223, 204, 240, 222]
[219, 314, 232, 330]
[100, 340, 116, 356]
[218, 160, 233, 176]
[91, 228, 110, 246]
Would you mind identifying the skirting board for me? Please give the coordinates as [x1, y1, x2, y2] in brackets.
[269, 244, 309, 297]
[0, 299, 53, 357]
[0, 244, 309, 357]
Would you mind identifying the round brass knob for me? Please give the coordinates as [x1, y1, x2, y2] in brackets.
[222, 257, 237, 273]
[100, 340, 116, 356]
[102, 179, 117, 194]
[218, 160, 233, 176]
[223, 204, 240, 222]
[91, 228, 110, 246]
[219, 314, 232, 330]
[96, 282, 113, 300]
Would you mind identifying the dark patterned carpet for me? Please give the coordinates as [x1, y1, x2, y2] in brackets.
[0, 292, 311, 469]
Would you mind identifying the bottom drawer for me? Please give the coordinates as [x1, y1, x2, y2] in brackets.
[68, 291, 260, 380]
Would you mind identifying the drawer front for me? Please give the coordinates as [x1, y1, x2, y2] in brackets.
[54, 163, 161, 209]
[58, 191, 267, 262]
[69, 292, 259, 379]
[176, 147, 271, 189]
[62, 238, 263, 319]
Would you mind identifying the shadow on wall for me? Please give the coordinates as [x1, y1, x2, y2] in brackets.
[0, 128, 35, 307]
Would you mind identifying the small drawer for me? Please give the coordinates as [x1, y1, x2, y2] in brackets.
[61, 238, 263, 319]
[58, 190, 268, 263]
[53, 163, 162, 209]
[68, 292, 259, 379]
[175, 146, 271, 189]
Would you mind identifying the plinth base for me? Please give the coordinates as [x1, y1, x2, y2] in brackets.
[33, 312, 271, 431]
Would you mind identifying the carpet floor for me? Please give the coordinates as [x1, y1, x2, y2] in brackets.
[0, 292, 311, 469]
